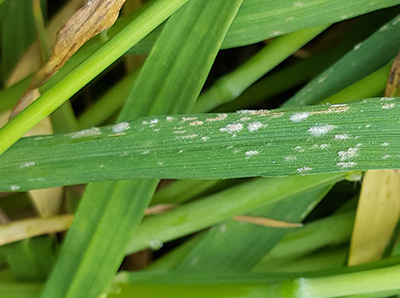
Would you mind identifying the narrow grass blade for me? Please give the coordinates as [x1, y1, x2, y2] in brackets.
[193, 25, 328, 113]
[125, 173, 346, 254]
[0, 237, 57, 281]
[0, 0, 189, 156]
[0, 215, 73, 246]
[284, 14, 400, 107]
[2, 98, 400, 191]
[348, 55, 400, 266]
[167, 186, 331, 272]
[40, 1, 243, 297]
[254, 211, 355, 272]
[0, 1, 38, 81]
[349, 170, 400, 265]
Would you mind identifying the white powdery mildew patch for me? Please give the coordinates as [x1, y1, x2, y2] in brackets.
[311, 144, 331, 150]
[182, 117, 198, 122]
[245, 150, 259, 158]
[20, 161, 36, 168]
[237, 109, 269, 116]
[240, 117, 251, 122]
[201, 136, 210, 141]
[294, 146, 305, 152]
[338, 147, 359, 161]
[141, 150, 150, 155]
[297, 166, 312, 174]
[166, 116, 175, 122]
[247, 121, 265, 132]
[173, 130, 186, 134]
[220, 123, 243, 135]
[334, 134, 350, 141]
[337, 161, 357, 169]
[320, 144, 330, 149]
[290, 112, 310, 122]
[382, 103, 395, 109]
[112, 122, 130, 133]
[69, 127, 102, 138]
[176, 134, 198, 139]
[382, 155, 391, 160]
[353, 42, 362, 50]
[34, 135, 53, 141]
[307, 124, 336, 137]
[206, 114, 227, 122]
[10, 185, 20, 191]
[381, 142, 390, 147]
[380, 97, 395, 101]
[285, 156, 297, 162]
[189, 121, 203, 126]
[142, 119, 159, 125]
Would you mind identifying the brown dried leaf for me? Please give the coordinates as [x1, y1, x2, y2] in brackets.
[6, 0, 87, 86]
[233, 215, 303, 228]
[11, 0, 126, 117]
[144, 204, 178, 215]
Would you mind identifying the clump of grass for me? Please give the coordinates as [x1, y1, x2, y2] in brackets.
[0, 1, 400, 298]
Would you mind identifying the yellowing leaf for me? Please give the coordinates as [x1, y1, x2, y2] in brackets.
[349, 170, 400, 265]
[349, 53, 400, 266]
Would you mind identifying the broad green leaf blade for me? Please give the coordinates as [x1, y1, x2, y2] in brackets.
[1, 98, 400, 191]
[126, 173, 346, 254]
[127, 0, 400, 53]
[40, 1, 243, 298]
[284, 13, 400, 107]
[223, 0, 400, 49]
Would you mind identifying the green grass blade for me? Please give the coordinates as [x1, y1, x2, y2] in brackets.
[0, 1, 37, 81]
[223, 0, 400, 48]
[40, 1, 243, 297]
[127, 0, 400, 53]
[284, 13, 400, 107]
[193, 25, 328, 113]
[170, 186, 332, 272]
[1, 98, 399, 191]
[253, 211, 355, 272]
[0, 0, 189, 156]
[126, 173, 346, 254]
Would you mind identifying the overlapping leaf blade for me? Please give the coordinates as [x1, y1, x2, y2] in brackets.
[1, 98, 399, 191]
[40, 1, 243, 297]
